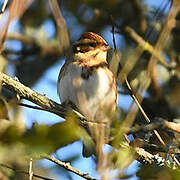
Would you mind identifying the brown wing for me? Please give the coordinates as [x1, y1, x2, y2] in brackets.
[57, 62, 69, 102]
[104, 65, 118, 108]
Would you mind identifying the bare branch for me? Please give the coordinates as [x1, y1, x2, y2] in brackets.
[110, 16, 117, 50]
[123, 78, 166, 146]
[0, 0, 8, 15]
[5, 33, 62, 56]
[49, 0, 70, 52]
[0, 71, 83, 119]
[29, 158, 33, 180]
[41, 154, 97, 180]
[127, 119, 180, 134]
[6, 33, 34, 45]
[135, 147, 177, 168]
[164, 120, 180, 133]
[147, 1, 180, 97]
[0, 0, 34, 52]
[124, 26, 170, 67]
[124, 78, 180, 167]
[0, 72, 97, 179]
[1, 70, 179, 171]
[0, 163, 54, 180]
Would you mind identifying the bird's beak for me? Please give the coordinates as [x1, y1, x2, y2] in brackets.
[102, 45, 112, 52]
[107, 46, 112, 51]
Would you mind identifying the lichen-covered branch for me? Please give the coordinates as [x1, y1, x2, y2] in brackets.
[0, 72, 73, 118]
[41, 154, 97, 180]
[135, 147, 177, 168]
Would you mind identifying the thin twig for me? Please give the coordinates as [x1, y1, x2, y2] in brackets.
[125, 77, 166, 146]
[164, 120, 180, 133]
[147, 1, 180, 97]
[128, 121, 162, 134]
[18, 103, 51, 112]
[41, 155, 97, 180]
[48, 0, 70, 51]
[111, 18, 167, 150]
[0, 0, 34, 53]
[0, 0, 8, 14]
[109, 16, 122, 77]
[111, 16, 180, 166]
[110, 15, 117, 50]
[128, 118, 180, 134]
[6, 33, 34, 44]
[4, 33, 62, 56]
[131, 0, 147, 34]
[1, 68, 179, 170]
[124, 26, 170, 67]
[111, 20, 166, 146]
[124, 77, 180, 167]
[0, 163, 54, 180]
[29, 158, 33, 180]
[146, 1, 180, 166]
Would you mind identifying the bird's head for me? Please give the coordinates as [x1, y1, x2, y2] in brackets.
[72, 32, 111, 65]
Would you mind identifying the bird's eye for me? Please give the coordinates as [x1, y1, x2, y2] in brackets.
[89, 42, 97, 47]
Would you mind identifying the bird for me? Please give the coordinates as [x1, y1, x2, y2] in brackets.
[57, 32, 118, 160]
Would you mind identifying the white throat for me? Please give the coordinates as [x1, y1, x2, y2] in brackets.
[73, 48, 107, 65]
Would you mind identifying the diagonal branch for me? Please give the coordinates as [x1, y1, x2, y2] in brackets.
[0, 72, 84, 120]
[49, 0, 70, 52]
[41, 154, 97, 180]
[0, 163, 54, 180]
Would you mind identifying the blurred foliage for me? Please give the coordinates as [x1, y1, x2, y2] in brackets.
[137, 164, 180, 180]
[0, 0, 180, 179]
[22, 113, 83, 154]
[0, 98, 8, 119]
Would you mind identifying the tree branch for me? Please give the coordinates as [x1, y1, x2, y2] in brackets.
[135, 147, 177, 168]
[1, 72, 179, 172]
[41, 154, 97, 180]
[0, 163, 54, 180]
[127, 119, 180, 134]
[124, 26, 170, 68]
[0, 71, 84, 120]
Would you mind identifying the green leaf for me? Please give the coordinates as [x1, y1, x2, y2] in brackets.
[109, 146, 135, 171]
[137, 164, 180, 180]
[22, 113, 84, 154]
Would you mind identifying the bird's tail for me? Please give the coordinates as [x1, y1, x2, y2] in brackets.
[88, 120, 110, 170]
